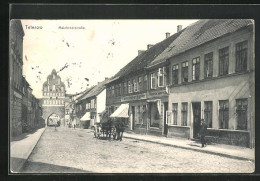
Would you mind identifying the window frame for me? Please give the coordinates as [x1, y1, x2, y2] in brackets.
[172, 103, 178, 125]
[204, 101, 213, 128]
[150, 72, 156, 89]
[192, 57, 200, 81]
[219, 100, 229, 129]
[181, 102, 188, 126]
[182, 61, 189, 83]
[172, 64, 179, 85]
[236, 98, 248, 130]
[204, 52, 213, 78]
[235, 40, 248, 73]
[219, 47, 229, 76]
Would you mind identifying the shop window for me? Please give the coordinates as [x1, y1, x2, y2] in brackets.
[192, 57, 200, 81]
[182, 61, 188, 83]
[204, 101, 212, 128]
[236, 99, 248, 130]
[236, 41, 248, 73]
[172, 103, 178, 125]
[181, 103, 188, 126]
[172, 64, 179, 85]
[219, 47, 229, 76]
[204, 52, 213, 78]
[150, 73, 156, 89]
[150, 102, 160, 128]
[219, 100, 229, 129]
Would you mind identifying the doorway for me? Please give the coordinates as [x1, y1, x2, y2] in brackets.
[163, 102, 168, 135]
[192, 102, 201, 139]
[131, 106, 135, 130]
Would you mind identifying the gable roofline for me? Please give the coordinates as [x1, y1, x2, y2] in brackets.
[146, 19, 253, 69]
[106, 28, 184, 86]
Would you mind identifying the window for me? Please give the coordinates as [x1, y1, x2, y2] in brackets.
[112, 86, 115, 95]
[115, 85, 118, 96]
[128, 81, 132, 93]
[158, 68, 164, 87]
[172, 64, 179, 85]
[172, 103, 178, 125]
[219, 47, 229, 76]
[182, 61, 188, 83]
[236, 99, 248, 130]
[118, 84, 121, 96]
[138, 76, 142, 91]
[192, 57, 200, 81]
[151, 73, 156, 89]
[124, 82, 127, 95]
[143, 75, 148, 90]
[219, 100, 229, 129]
[236, 41, 248, 73]
[133, 79, 138, 92]
[204, 52, 213, 78]
[204, 101, 212, 128]
[181, 103, 188, 126]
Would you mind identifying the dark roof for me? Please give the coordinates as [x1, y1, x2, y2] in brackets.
[75, 86, 95, 101]
[113, 29, 184, 79]
[148, 19, 253, 68]
[78, 78, 111, 101]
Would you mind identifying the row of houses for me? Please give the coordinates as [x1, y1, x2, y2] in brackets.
[70, 19, 254, 148]
[10, 20, 44, 137]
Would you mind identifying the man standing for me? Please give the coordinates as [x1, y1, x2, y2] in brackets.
[200, 119, 207, 148]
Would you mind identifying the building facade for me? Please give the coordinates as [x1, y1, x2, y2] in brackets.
[76, 79, 109, 129]
[148, 19, 255, 147]
[9, 20, 25, 136]
[106, 19, 254, 148]
[41, 69, 66, 126]
[106, 30, 182, 135]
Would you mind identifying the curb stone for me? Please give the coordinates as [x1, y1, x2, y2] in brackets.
[123, 136, 254, 162]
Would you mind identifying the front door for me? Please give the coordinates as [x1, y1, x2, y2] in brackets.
[163, 102, 168, 135]
[132, 106, 135, 130]
[192, 102, 201, 139]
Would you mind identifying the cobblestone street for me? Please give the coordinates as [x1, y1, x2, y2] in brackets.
[21, 127, 254, 173]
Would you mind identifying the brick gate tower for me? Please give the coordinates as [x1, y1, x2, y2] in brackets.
[41, 69, 66, 126]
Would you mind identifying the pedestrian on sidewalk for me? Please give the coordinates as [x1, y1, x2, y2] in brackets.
[200, 119, 207, 148]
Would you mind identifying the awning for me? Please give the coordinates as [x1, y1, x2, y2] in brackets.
[80, 112, 90, 121]
[110, 104, 129, 118]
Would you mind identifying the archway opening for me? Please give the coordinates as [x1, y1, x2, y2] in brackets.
[47, 113, 61, 127]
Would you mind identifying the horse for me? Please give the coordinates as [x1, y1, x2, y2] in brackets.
[101, 119, 114, 139]
[114, 119, 126, 141]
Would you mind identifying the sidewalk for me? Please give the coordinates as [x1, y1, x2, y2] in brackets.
[10, 127, 46, 173]
[123, 132, 255, 162]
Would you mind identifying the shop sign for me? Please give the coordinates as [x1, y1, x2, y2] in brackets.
[121, 93, 147, 102]
[147, 90, 168, 98]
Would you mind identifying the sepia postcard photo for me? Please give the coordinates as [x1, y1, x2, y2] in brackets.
[9, 18, 255, 173]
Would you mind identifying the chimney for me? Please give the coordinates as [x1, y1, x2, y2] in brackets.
[147, 44, 154, 50]
[165, 32, 170, 38]
[177, 25, 182, 32]
[138, 50, 145, 55]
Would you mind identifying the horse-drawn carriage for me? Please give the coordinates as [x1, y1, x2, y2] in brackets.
[94, 104, 129, 141]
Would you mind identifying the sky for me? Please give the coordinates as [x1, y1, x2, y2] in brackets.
[21, 19, 198, 98]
